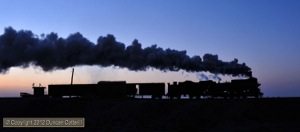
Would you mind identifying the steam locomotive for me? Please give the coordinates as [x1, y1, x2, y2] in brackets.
[44, 77, 262, 99]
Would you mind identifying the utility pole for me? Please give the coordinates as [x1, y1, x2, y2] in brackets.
[71, 68, 74, 85]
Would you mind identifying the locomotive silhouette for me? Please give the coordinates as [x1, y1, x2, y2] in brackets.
[42, 77, 262, 99]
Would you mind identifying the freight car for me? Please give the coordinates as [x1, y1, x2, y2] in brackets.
[137, 83, 165, 99]
[48, 82, 165, 99]
[48, 81, 128, 98]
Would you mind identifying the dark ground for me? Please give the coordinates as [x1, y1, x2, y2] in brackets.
[1, 97, 300, 132]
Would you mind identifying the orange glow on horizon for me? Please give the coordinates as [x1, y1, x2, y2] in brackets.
[0, 66, 201, 97]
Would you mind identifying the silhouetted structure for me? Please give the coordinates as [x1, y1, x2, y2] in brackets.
[25, 77, 262, 99]
[20, 92, 32, 98]
[167, 82, 182, 99]
[49, 81, 128, 98]
[167, 77, 263, 99]
[33, 86, 46, 96]
[138, 83, 165, 99]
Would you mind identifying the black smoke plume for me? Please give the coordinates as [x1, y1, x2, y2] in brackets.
[0, 27, 252, 76]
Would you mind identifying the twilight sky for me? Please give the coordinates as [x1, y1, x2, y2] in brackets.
[0, 0, 299, 97]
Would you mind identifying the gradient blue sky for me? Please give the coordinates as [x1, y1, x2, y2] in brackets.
[0, 0, 299, 97]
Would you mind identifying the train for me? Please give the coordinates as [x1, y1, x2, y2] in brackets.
[26, 77, 263, 99]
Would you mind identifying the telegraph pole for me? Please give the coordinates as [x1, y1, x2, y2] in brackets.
[71, 68, 74, 85]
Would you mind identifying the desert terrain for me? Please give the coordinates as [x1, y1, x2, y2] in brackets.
[1, 97, 300, 131]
